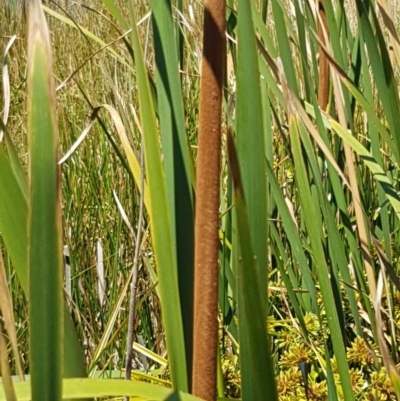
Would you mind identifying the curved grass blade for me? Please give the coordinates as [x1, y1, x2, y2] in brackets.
[43, 5, 132, 71]
[56, 30, 132, 92]
[58, 104, 151, 216]
[0, 251, 20, 401]
[132, 341, 168, 367]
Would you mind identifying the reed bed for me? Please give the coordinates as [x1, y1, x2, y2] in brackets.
[2, 0, 400, 400]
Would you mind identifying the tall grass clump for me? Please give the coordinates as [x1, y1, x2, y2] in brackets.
[2, 0, 400, 400]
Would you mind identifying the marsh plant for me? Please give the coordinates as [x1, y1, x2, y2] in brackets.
[2, 0, 400, 400]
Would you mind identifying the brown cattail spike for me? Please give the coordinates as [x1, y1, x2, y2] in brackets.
[192, 1, 226, 400]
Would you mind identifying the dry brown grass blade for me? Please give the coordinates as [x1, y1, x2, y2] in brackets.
[112, 190, 136, 240]
[0, 252, 24, 380]
[58, 108, 99, 165]
[0, 322, 17, 401]
[0, 35, 17, 142]
[192, 0, 226, 399]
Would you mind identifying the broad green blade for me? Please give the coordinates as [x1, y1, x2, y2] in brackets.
[27, 2, 63, 400]
[236, 2, 276, 398]
[0, 379, 206, 401]
[152, 0, 194, 377]
[127, 3, 188, 391]
[237, 0, 267, 306]
[0, 121, 28, 202]
[227, 132, 278, 401]
[0, 146, 28, 288]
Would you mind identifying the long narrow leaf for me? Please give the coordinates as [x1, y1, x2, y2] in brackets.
[0, 379, 205, 401]
[227, 131, 278, 401]
[152, 0, 194, 378]
[127, 4, 188, 391]
[27, 3, 63, 400]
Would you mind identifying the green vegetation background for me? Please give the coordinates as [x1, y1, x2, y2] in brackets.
[2, 0, 400, 400]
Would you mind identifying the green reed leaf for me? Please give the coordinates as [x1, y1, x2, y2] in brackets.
[128, 3, 188, 391]
[152, 0, 194, 377]
[227, 131, 278, 401]
[27, 3, 63, 400]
